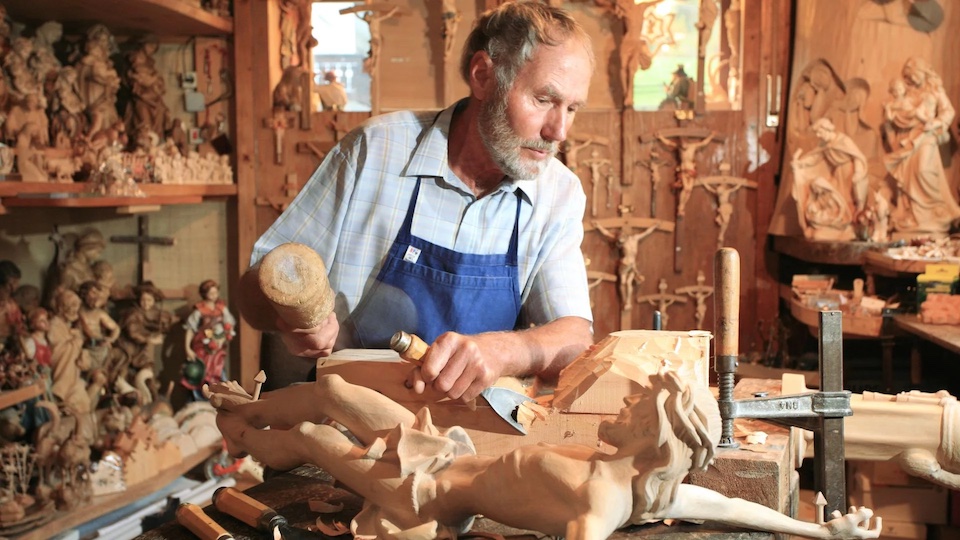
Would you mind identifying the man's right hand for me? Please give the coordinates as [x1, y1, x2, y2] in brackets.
[276, 311, 339, 358]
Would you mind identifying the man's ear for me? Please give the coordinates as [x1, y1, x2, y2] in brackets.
[468, 51, 495, 100]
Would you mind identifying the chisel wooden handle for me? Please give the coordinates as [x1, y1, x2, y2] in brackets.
[237, 242, 335, 331]
[390, 330, 429, 364]
[714, 247, 740, 358]
[212, 486, 279, 532]
[176, 503, 234, 540]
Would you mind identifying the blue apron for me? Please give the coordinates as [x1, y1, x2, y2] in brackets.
[347, 178, 522, 348]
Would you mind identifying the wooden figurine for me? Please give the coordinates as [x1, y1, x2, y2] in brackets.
[341, 2, 401, 78]
[49, 67, 87, 150]
[181, 280, 236, 400]
[30, 21, 63, 97]
[656, 129, 716, 218]
[637, 278, 687, 330]
[580, 148, 616, 216]
[77, 25, 122, 143]
[48, 289, 95, 430]
[106, 282, 174, 403]
[315, 71, 348, 112]
[790, 118, 867, 241]
[639, 146, 668, 215]
[124, 37, 170, 148]
[203, 369, 881, 539]
[587, 214, 674, 325]
[560, 132, 608, 173]
[697, 162, 757, 248]
[676, 270, 714, 330]
[77, 280, 120, 371]
[594, 0, 668, 108]
[0, 260, 23, 352]
[57, 229, 106, 294]
[724, 0, 742, 104]
[883, 58, 959, 239]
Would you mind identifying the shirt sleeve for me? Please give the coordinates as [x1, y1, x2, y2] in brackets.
[520, 175, 593, 327]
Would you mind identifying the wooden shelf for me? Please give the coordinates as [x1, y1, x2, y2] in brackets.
[770, 235, 880, 266]
[6, 0, 232, 36]
[863, 251, 944, 277]
[0, 183, 236, 209]
[893, 314, 960, 355]
[18, 444, 220, 540]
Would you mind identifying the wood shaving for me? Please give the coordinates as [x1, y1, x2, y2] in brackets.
[516, 400, 550, 431]
[308, 499, 345, 513]
[315, 517, 351, 536]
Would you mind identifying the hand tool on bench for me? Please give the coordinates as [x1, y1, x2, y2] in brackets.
[176, 502, 234, 540]
[390, 330, 533, 434]
[713, 247, 852, 517]
[213, 486, 333, 540]
[237, 242, 335, 332]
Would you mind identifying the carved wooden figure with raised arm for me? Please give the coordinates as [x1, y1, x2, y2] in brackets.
[204, 368, 880, 540]
[594, 0, 668, 108]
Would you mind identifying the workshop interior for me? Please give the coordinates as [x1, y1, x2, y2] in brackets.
[0, 0, 959, 539]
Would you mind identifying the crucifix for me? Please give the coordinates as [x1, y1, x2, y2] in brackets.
[675, 270, 714, 330]
[560, 132, 609, 173]
[637, 145, 669, 217]
[637, 278, 687, 330]
[584, 256, 617, 310]
[340, 2, 406, 115]
[642, 126, 721, 273]
[580, 148, 617, 217]
[109, 215, 175, 284]
[255, 173, 301, 213]
[584, 208, 674, 330]
[697, 162, 757, 248]
[263, 113, 295, 165]
[694, 0, 719, 113]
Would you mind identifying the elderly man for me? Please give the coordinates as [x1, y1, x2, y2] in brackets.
[252, 1, 596, 400]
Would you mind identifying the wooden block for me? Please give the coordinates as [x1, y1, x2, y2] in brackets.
[552, 330, 712, 414]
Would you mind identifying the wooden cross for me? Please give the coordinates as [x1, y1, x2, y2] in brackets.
[675, 270, 714, 330]
[584, 256, 617, 310]
[697, 162, 757, 249]
[263, 113, 296, 165]
[560, 132, 610, 173]
[584, 210, 674, 330]
[254, 173, 300, 212]
[580, 149, 616, 217]
[109, 215, 175, 284]
[637, 145, 669, 217]
[637, 278, 687, 330]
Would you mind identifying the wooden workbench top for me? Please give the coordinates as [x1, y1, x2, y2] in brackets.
[138, 466, 772, 539]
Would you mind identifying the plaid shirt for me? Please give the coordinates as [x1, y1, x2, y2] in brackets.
[252, 101, 593, 329]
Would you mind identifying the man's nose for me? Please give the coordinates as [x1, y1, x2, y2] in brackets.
[542, 108, 571, 142]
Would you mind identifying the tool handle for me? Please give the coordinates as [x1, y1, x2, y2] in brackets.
[213, 486, 278, 531]
[714, 248, 740, 357]
[237, 242, 335, 331]
[390, 331, 428, 364]
[176, 503, 233, 540]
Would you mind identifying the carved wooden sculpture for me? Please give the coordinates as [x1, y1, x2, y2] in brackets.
[656, 129, 716, 218]
[181, 279, 236, 400]
[77, 280, 119, 371]
[637, 278, 687, 330]
[581, 148, 616, 216]
[205, 369, 880, 539]
[594, 0, 668, 108]
[676, 270, 714, 330]
[77, 25, 121, 143]
[883, 57, 959, 238]
[587, 214, 674, 328]
[697, 162, 757, 248]
[125, 37, 170, 146]
[441, 0, 462, 62]
[639, 145, 668, 215]
[790, 118, 867, 241]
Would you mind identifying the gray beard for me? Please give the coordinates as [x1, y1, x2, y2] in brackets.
[478, 90, 556, 181]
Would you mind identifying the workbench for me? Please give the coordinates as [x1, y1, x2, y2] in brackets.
[138, 466, 775, 540]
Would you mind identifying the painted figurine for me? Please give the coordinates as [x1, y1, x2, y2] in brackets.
[181, 279, 236, 400]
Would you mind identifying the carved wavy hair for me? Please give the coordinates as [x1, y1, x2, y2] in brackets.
[459, 0, 594, 92]
[630, 370, 721, 523]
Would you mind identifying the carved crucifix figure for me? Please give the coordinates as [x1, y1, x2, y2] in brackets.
[638, 145, 669, 217]
[581, 149, 616, 217]
[697, 162, 757, 248]
[676, 270, 714, 330]
[441, 0, 462, 61]
[560, 132, 609, 173]
[594, 0, 668, 108]
[585, 211, 674, 329]
[584, 256, 617, 310]
[694, 0, 719, 112]
[656, 129, 717, 218]
[637, 278, 688, 330]
[341, 3, 402, 77]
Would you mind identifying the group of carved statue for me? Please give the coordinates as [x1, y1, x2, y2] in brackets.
[0, 4, 232, 185]
[779, 57, 958, 242]
[0, 228, 233, 526]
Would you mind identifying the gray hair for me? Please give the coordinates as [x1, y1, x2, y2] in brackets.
[459, 0, 594, 92]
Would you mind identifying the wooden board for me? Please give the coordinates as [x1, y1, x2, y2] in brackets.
[863, 251, 935, 276]
[892, 314, 960, 355]
[5, 0, 232, 36]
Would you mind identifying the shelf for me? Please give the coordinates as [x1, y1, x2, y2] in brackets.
[0, 183, 237, 209]
[862, 251, 945, 278]
[770, 235, 880, 266]
[892, 314, 960, 355]
[18, 444, 220, 540]
[6, 0, 232, 36]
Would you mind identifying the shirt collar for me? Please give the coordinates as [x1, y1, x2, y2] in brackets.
[402, 99, 538, 206]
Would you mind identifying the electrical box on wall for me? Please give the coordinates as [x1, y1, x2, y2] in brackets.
[184, 90, 205, 112]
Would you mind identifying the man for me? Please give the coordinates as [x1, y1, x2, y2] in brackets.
[252, 2, 595, 401]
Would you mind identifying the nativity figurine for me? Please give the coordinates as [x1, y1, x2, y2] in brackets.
[204, 369, 880, 540]
[77, 280, 120, 371]
[124, 37, 171, 148]
[105, 281, 174, 403]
